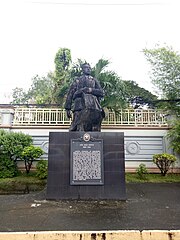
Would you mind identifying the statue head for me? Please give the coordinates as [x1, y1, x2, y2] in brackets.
[81, 63, 91, 75]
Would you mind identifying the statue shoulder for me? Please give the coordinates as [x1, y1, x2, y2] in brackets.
[93, 77, 100, 83]
[71, 77, 80, 85]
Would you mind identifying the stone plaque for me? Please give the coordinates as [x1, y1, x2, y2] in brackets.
[70, 137, 104, 185]
[47, 132, 126, 200]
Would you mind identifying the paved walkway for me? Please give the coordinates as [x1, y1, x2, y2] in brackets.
[0, 183, 179, 232]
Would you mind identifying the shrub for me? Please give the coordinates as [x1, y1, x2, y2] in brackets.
[0, 156, 18, 178]
[136, 163, 148, 179]
[153, 153, 177, 176]
[36, 160, 48, 179]
[21, 146, 44, 174]
[0, 130, 33, 176]
[0, 130, 32, 164]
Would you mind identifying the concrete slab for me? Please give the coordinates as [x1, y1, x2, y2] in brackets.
[0, 183, 179, 232]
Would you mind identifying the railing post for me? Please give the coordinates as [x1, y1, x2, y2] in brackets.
[0, 106, 14, 130]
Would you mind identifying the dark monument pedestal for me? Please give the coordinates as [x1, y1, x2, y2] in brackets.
[46, 132, 126, 200]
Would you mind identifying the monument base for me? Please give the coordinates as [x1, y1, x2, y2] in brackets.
[46, 132, 126, 200]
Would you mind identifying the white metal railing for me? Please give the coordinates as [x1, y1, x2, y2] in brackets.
[12, 108, 168, 127]
[13, 108, 71, 125]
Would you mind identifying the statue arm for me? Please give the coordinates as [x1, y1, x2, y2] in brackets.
[91, 79, 104, 98]
[72, 89, 83, 100]
[64, 81, 77, 110]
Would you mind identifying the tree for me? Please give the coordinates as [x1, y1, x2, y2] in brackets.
[69, 58, 127, 111]
[11, 87, 29, 104]
[123, 80, 158, 109]
[0, 130, 33, 164]
[27, 74, 54, 104]
[92, 59, 127, 111]
[91, 59, 157, 111]
[10, 48, 72, 106]
[10, 47, 159, 110]
[143, 45, 180, 115]
[65, 58, 156, 111]
[21, 145, 44, 174]
[70, 58, 86, 78]
[0, 130, 33, 177]
[11, 74, 55, 105]
[53, 48, 72, 106]
[167, 120, 180, 154]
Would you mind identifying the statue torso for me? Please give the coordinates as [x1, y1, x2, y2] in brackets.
[76, 75, 95, 90]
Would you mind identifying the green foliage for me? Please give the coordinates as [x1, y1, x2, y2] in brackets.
[92, 59, 110, 78]
[54, 48, 71, 74]
[11, 47, 159, 110]
[70, 58, 127, 111]
[0, 130, 33, 163]
[126, 173, 180, 183]
[99, 71, 127, 111]
[167, 120, 180, 154]
[143, 45, 180, 115]
[0, 156, 18, 178]
[153, 153, 177, 176]
[53, 48, 72, 106]
[27, 74, 54, 104]
[0, 174, 46, 193]
[0, 130, 33, 176]
[11, 74, 55, 105]
[21, 146, 44, 174]
[36, 160, 48, 179]
[11, 48, 72, 105]
[91, 59, 127, 111]
[70, 58, 86, 78]
[136, 163, 148, 179]
[70, 58, 156, 111]
[11, 87, 29, 104]
[123, 80, 158, 109]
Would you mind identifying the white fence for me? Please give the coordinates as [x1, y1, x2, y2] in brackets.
[11, 108, 168, 127]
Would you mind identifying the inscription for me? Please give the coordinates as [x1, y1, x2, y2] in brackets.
[73, 150, 101, 180]
[70, 139, 104, 185]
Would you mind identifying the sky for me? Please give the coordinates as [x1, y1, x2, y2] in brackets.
[0, 0, 180, 103]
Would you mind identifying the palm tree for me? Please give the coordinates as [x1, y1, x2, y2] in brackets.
[92, 59, 127, 111]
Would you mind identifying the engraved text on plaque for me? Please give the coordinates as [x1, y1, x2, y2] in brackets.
[70, 139, 104, 185]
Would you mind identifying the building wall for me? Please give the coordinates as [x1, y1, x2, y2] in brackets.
[11, 126, 180, 172]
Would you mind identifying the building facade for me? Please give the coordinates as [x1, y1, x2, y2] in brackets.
[0, 106, 179, 172]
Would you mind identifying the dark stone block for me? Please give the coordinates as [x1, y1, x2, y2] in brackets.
[46, 132, 126, 200]
[104, 159, 123, 172]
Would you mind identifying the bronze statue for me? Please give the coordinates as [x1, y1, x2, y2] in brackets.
[64, 63, 105, 131]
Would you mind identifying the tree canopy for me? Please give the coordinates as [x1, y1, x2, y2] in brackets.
[91, 59, 127, 111]
[53, 48, 72, 106]
[11, 87, 29, 104]
[143, 45, 180, 115]
[11, 74, 54, 105]
[123, 80, 157, 109]
[27, 74, 54, 104]
[11, 47, 157, 110]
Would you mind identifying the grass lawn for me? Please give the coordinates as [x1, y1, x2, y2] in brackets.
[0, 172, 47, 193]
[126, 173, 180, 183]
[0, 172, 180, 194]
